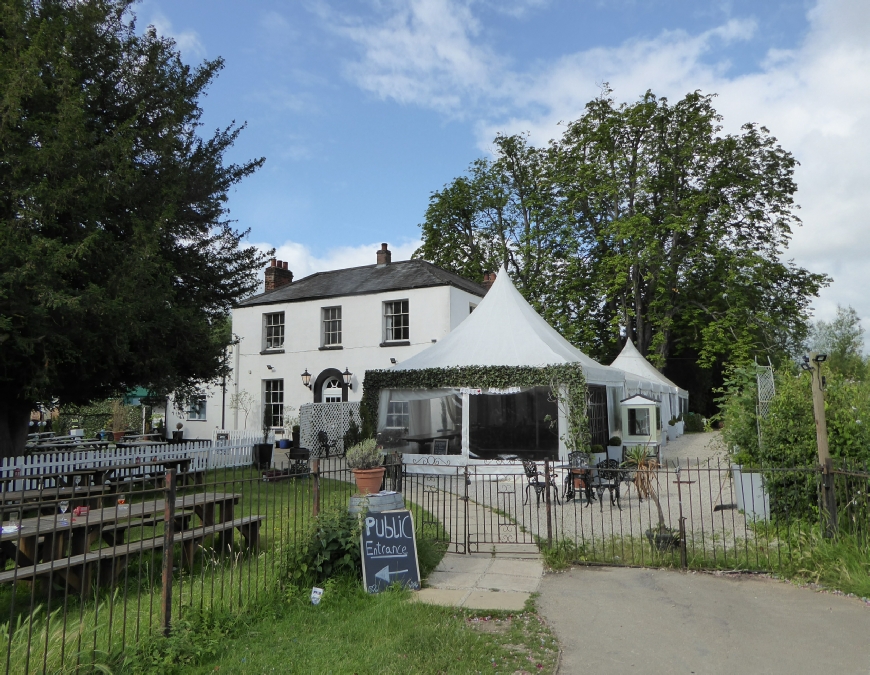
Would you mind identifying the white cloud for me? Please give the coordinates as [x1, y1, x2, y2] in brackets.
[252, 238, 423, 281]
[329, 0, 503, 115]
[149, 12, 206, 59]
[332, 0, 870, 332]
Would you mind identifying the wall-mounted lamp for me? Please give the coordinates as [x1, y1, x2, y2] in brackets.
[342, 367, 353, 386]
[301, 369, 311, 388]
[266, 365, 274, 371]
[814, 353, 828, 363]
[390, 358, 397, 365]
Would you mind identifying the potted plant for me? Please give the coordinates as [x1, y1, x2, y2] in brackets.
[111, 400, 128, 441]
[279, 409, 298, 450]
[345, 438, 385, 495]
[589, 443, 607, 463]
[621, 447, 679, 551]
[730, 451, 769, 520]
[172, 422, 184, 442]
[607, 435, 622, 458]
[253, 405, 274, 469]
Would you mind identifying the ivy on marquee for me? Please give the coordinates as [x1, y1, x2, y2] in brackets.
[360, 364, 591, 454]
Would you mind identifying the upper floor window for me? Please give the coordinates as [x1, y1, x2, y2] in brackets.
[187, 395, 207, 421]
[263, 312, 285, 350]
[322, 306, 342, 346]
[383, 300, 409, 342]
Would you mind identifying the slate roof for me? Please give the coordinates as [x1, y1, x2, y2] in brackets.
[237, 259, 487, 308]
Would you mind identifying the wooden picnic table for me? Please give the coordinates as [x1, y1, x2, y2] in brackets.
[0, 484, 112, 510]
[0, 491, 246, 593]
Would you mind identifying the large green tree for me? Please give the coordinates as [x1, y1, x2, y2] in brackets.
[807, 305, 866, 379]
[416, 89, 828, 381]
[0, 0, 269, 456]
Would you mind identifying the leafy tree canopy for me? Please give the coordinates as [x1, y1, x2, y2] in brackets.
[415, 89, 829, 389]
[806, 305, 866, 379]
[0, 0, 270, 456]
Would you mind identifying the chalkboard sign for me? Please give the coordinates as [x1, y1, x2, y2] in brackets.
[432, 438, 449, 455]
[360, 509, 421, 593]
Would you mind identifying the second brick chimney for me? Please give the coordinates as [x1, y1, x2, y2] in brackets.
[482, 270, 497, 291]
[265, 258, 294, 292]
[376, 243, 392, 266]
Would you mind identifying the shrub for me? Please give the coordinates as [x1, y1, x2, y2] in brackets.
[607, 435, 622, 446]
[683, 412, 705, 432]
[343, 419, 363, 450]
[286, 505, 362, 588]
[345, 438, 382, 469]
[590, 444, 605, 454]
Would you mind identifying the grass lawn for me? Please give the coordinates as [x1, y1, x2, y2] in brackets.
[0, 467, 455, 673]
[181, 581, 558, 675]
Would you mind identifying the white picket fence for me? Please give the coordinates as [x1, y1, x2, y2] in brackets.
[1, 434, 262, 491]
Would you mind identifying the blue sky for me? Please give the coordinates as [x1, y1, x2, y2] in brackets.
[141, 0, 870, 330]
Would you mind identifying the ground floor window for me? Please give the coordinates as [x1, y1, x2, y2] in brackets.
[628, 408, 650, 436]
[264, 379, 284, 427]
[187, 395, 207, 421]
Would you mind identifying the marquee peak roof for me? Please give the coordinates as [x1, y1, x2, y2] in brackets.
[610, 340, 687, 395]
[392, 268, 624, 384]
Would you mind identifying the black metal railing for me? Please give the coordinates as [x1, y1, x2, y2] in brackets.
[0, 458, 335, 674]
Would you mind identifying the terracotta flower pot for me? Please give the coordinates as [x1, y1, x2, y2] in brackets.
[352, 467, 386, 495]
[112, 431, 125, 441]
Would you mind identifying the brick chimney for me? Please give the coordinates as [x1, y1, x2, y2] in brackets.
[265, 258, 293, 292]
[482, 271, 497, 291]
[376, 243, 391, 266]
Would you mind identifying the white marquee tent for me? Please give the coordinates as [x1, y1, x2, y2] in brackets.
[377, 270, 663, 464]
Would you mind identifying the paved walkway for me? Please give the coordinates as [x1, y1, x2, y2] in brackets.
[539, 566, 870, 674]
[414, 549, 544, 611]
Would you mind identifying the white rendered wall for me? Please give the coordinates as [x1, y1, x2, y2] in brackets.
[165, 379, 228, 440]
[230, 284, 484, 430]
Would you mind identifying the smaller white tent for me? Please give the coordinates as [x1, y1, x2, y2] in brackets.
[610, 340, 689, 434]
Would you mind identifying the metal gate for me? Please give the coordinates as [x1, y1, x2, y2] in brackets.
[402, 460, 559, 555]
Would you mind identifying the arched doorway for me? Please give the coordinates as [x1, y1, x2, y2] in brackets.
[322, 377, 342, 403]
[313, 368, 348, 403]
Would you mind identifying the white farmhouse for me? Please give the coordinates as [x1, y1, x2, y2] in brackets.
[167, 244, 488, 437]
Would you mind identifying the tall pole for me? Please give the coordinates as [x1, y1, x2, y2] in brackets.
[809, 353, 830, 465]
[809, 353, 837, 537]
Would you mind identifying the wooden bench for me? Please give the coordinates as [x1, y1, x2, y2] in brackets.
[99, 508, 197, 546]
[0, 514, 266, 592]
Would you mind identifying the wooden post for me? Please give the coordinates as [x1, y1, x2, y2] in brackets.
[810, 353, 830, 465]
[311, 458, 320, 518]
[810, 354, 837, 537]
[161, 468, 177, 637]
[674, 475, 691, 570]
[544, 458, 553, 549]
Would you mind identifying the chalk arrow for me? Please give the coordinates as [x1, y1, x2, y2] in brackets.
[375, 566, 408, 583]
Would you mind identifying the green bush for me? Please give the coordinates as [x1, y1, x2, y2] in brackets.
[286, 505, 363, 588]
[683, 412, 705, 432]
